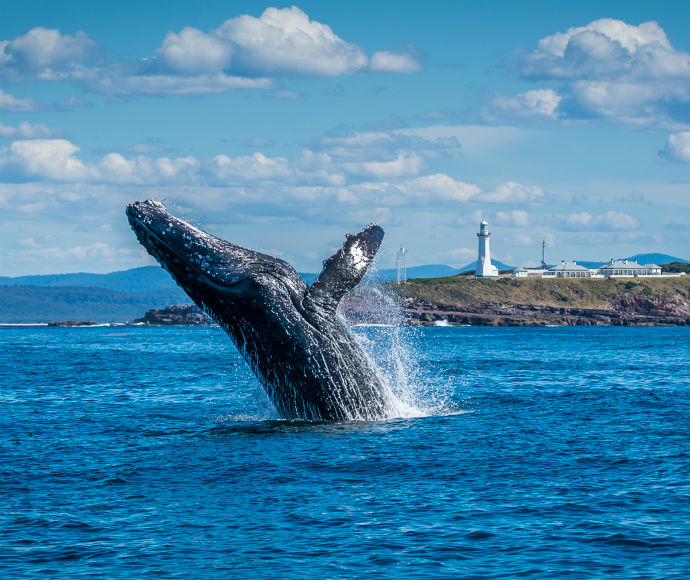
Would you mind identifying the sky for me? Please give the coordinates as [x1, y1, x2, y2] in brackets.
[0, 0, 688, 276]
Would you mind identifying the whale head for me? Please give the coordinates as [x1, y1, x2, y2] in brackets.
[126, 199, 310, 315]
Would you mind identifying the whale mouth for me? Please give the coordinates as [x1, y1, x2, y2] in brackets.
[126, 199, 290, 297]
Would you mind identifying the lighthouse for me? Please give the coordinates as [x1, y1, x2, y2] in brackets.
[475, 219, 499, 277]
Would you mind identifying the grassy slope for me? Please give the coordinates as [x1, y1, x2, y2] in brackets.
[398, 276, 690, 310]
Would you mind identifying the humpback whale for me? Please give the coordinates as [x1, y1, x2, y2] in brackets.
[126, 199, 394, 421]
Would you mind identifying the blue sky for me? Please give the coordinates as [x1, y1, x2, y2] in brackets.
[1, 0, 688, 275]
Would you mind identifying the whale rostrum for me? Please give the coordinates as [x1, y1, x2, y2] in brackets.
[126, 199, 393, 420]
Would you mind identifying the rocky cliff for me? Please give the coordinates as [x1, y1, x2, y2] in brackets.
[391, 276, 690, 326]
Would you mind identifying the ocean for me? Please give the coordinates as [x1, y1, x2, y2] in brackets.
[1, 325, 688, 579]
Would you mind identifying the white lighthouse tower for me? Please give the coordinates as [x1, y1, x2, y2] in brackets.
[475, 219, 499, 277]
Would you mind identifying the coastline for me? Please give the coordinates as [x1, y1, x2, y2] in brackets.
[5, 276, 690, 328]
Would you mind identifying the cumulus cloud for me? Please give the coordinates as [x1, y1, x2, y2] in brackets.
[659, 131, 690, 163]
[0, 139, 90, 181]
[0, 122, 59, 139]
[157, 27, 233, 76]
[519, 19, 684, 80]
[345, 152, 426, 179]
[478, 182, 544, 204]
[502, 19, 690, 129]
[483, 89, 561, 122]
[319, 125, 532, 167]
[561, 210, 639, 231]
[215, 6, 367, 76]
[1, 8, 421, 96]
[495, 210, 529, 226]
[447, 247, 476, 260]
[370, 50, 422, 73]
[204, 152, 293, 184]
[404, 174, 480, 203]
[0, 89, 37, 111]
[97, 153, 200, 185]
[0, 136, 548, 221]
[0, 26, 99, 81]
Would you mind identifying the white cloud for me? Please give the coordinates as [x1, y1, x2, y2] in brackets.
[0, 137, 549, 223]
[21, 241, 146, 264]
[157, 27, 233, 76]
[2, 8, 421, 96]
[521, 19, 685, 80]
[659, 131, 690, 163]
[495, 210, 529, 226]
[478, 182, 544, 204]
[370, 50, 422, 73]
[0, 89, 37, 111]
[0, 139, 90, 181]
[205, 152, 293, 184]
[345, 152, 426, 179]
[395, 125, 530, 155]
[484, 89, 561, 121]
[0, 26, 99, 81]
[0, 122, 59, 139]
[405, 174, 480, 203]
[511, 18, 690, 130]
[562, 210, 639, 231]
[92, 71, 272, 96]
[215, 6, 368, 76]
[447, 248, 475, 259]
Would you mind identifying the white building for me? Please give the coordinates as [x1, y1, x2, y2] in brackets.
[542, 261, 595, 278]
[511, 258, 678, 278]
[512, 267, 547, 278]
[599, 259, 662, 277]
[475, 220, 499, 277]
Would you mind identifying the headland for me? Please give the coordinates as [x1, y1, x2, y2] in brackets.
[388, 275, 690, 326]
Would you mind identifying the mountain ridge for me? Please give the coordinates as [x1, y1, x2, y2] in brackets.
[1, 253, 684, 292]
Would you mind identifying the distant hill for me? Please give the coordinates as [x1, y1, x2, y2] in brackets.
[368, 264, 461, 282]
[576, 254, 688, 269]
[458, 259, 515, 273]
[0, 266, 178, 292]
[0, 285, 191, 324]
[0, 262, 503, 293]
[626, 253, 688, 265]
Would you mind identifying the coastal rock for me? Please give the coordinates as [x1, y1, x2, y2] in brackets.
[133, 305, 214, 326]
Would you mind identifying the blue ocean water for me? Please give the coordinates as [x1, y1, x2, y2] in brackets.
[1, 325, 688, 579]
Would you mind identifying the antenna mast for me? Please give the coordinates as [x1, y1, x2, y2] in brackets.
[541, 238, 547, 269]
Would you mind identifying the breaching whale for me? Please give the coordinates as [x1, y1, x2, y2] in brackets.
[126, 199, 393, 421]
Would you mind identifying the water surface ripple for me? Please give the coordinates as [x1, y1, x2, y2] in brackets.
[1, 326, 688, 579]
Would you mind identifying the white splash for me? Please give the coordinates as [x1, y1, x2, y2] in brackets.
[344, 282, 454, 419]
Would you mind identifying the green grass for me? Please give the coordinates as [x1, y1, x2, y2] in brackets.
[396, 276, 690, 309]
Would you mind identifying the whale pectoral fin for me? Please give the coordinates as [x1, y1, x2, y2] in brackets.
[304, 223, 384, 312]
